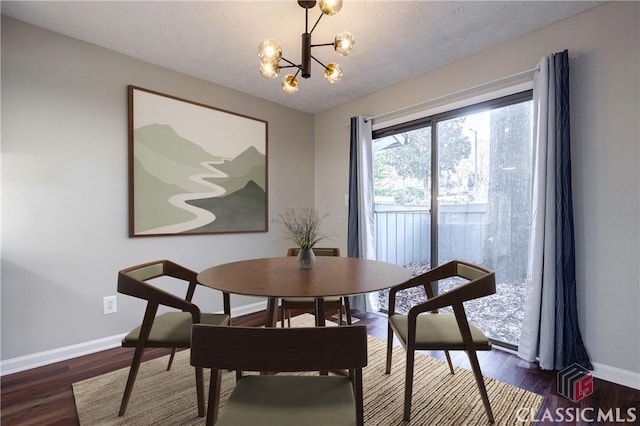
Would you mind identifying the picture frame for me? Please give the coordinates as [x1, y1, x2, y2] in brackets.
[128, 86, 268, 237]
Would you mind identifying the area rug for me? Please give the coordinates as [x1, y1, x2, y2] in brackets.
[73, 314, 543, 425]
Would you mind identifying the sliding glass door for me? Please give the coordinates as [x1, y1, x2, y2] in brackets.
[373, 92, 533, 348]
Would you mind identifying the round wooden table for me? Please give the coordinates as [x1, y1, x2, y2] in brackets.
[198, 256, 411, 326]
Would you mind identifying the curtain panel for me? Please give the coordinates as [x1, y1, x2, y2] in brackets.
[518, 50, 592, 370]
[347, 116, 375, 311]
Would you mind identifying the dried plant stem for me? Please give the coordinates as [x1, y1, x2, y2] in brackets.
[277, 207, 330, 249]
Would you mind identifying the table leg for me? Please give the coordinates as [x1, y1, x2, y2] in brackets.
[315, 297, 326, 327]
[223, 292, 231, 325]
[265, 297, 278, 327]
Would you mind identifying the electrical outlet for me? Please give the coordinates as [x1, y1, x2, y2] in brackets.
[103, 295, 117, 315]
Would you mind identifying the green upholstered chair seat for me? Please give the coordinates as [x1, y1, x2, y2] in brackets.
[390, 313, 490, 350]
[123, 312, 229, 347]
[216, 376, 357, 426]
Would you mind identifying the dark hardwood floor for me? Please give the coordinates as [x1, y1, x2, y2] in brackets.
[2, 309, 638, 425]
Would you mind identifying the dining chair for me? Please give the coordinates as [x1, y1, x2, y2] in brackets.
[280, 247, 352, 326]
[191, 324, 368, 426]
[117, 259, 230, 417]
[385, 260, 496, 423]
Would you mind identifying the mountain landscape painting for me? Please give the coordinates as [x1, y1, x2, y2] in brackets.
[129, 86, 268, 236]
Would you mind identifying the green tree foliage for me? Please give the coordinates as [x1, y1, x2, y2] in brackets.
[374, 118, 471, 205]
[438, 118, 472, 173]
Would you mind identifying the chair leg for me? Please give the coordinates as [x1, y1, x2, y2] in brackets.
[344, 297, 352, 325]
[118, 345, 145, 416]
[466, 350, 494, 423]
[385, 325, 394, 374]
[206, 369, 222, 426]
[280, 304, 285, 327]
[403, 349, 416, 421]
[444, 349, 455, 374]
[167, 348, 177, 371]
[195, 366, 205, 417]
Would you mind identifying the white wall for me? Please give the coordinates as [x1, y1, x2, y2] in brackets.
[314, 2, 640, 386]
[1, 17, 317, 363]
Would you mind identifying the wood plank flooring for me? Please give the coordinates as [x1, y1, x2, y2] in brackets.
[2, 309, 638, 425]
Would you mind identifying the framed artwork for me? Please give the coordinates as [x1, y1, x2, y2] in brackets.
[128, 86, 268, 237]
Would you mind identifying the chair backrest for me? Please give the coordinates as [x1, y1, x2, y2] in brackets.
[286, 247, 341, 257]
[451, 260, 496, 299]
[191, 324, 367, 372]
[408, 260, 496, 314]
[117, 260, 200, 316]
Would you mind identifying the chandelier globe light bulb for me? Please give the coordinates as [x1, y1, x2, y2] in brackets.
[282, 74, 299, 94]
[259, 60, 280, 79]
[324, 63, 343, 83]
[319, 0, 343, 15]
[334, 31, 355, 56]
[258, 38, 282, 63]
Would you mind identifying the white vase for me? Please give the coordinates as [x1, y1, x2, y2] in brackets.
[297, 247, 315, 269]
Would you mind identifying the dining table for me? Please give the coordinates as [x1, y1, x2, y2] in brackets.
[197, 256, 411, 327]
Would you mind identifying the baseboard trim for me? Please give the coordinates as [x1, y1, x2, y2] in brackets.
[0, 301, 267, 376]
[592, 361, 640, 390]
[490, 347, 639, 390]
[0, 333, 127, 377]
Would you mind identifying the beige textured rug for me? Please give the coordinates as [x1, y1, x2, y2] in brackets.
[73, 314, 543, 425]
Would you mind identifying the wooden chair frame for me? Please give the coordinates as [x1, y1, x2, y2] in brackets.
[117, 260, 230, 417]
[281, 247, 352, 326]
[385, 260, 496, 423]
[191, 325, 368, 426]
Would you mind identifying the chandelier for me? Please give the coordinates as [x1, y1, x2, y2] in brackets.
[258, 0, 355, 94]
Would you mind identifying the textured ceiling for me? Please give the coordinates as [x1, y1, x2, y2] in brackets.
[1, 1, 603, 114]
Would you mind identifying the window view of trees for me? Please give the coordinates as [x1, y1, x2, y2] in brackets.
[373, 92, 533, 348]
[374, 118, 472, 206]
[374, 127, 432, 206]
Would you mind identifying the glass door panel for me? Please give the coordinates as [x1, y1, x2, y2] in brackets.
[373, 127, 432, 312]
[436, 102, 532, 347]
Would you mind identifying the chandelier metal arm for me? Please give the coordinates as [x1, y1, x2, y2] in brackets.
[311, 42, 334, 48]
[308, 12, 324, 35]
[311, 54, 329, 71]
[280, 57, 300, 68]
[280, 60, 302, 79]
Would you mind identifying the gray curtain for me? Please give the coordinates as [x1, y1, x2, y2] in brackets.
[347, 116, 374, 311]
[518, 50, 592, 370]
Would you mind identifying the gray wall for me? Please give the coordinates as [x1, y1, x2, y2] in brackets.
[2, 2, 639, 388]
[314, 2, 640, 384]
[1, 16, 316, 360]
